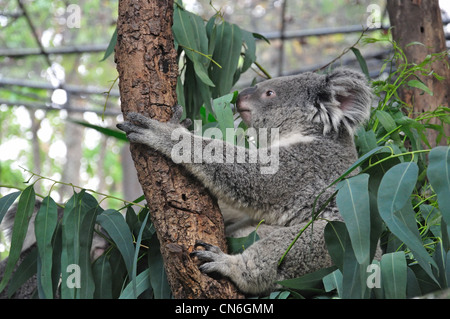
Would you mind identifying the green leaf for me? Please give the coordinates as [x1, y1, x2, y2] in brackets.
[252, 32, 270, 44]
[210, 21, 242, 96]
[0, 185, 35, 294]
[336, 174, 371, 264]
[375, 110, 400, 142]
[212, 92, 236, 141]
[35, 196, 58, 299]
[427, 146, 450, 225]
[100, 27, 117, 62]
[227, 229, 260, 254]
[350, 47, 369, 79]
[324, 221, 348, 271]
[92, 254, 113, 299]
[7, 247, 38, 298]
[0, 191, 21, 224]
[77, 205, 102, 299]
[381, 252, 407, 299]
[322, 269, 343, 296]
[173, 5, 215, 87]
[355, 128, 377, 155]
[377, 162, 438, 281]
[148, 234, 171, 299]
[68, 119, 128, 141]
[432, 240, 448, 289]
[119, 269, 151, 299]
[407, 79, 433, 96]
[269, 291, 291, 299]
[97, 209, 135, 277]
[341, 238, 368, 299]
[131, 211, 150, 298]
[240, 29, 257, 73]
[278, 266, 336, 296]
[60, 190, 87, 299]
[378, 161, 418, 213]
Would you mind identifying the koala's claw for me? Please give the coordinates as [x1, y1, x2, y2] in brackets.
[171, 104, 192, 128]
[170, 104, 183, 123]
[190, 241, 224, 262]
[190, 242, 228, 278]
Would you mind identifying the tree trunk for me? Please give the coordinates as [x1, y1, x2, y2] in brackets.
[115, 0, 243, 299]
[387, 0, 450, 147]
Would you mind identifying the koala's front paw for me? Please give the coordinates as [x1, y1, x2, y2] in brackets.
[190, 241, 232, 277]
[116, 112, 158, 145]
[171, 104, 192, 128]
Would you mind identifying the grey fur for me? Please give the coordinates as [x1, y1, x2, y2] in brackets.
[117, 67, 372, 295]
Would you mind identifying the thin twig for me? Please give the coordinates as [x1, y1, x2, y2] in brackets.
[313, 26, 370, 73]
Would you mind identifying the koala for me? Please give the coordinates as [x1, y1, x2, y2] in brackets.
[117, 67, 372, 295]
[0, 201, 109, 299]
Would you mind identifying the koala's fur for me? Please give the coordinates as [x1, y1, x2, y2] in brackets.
[117, 68, 372, 295]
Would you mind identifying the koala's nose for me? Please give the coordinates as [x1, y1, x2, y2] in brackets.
[237, 86, 257, 101]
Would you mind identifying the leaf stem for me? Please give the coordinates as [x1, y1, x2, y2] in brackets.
[16, 166, 146, 209]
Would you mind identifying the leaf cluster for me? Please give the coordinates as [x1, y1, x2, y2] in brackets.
[173, 2, 268, 122]
[0, 188, 169, 299]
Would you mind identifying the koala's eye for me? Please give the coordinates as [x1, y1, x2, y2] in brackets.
[265, 90, 275, 97]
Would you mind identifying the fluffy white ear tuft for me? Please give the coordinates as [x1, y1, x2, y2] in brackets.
[314, 68, 372, 135]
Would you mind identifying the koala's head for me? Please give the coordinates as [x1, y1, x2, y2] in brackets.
[236, 68, 372, 137]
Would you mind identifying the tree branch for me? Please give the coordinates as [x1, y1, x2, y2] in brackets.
[114, 0, 243, 299]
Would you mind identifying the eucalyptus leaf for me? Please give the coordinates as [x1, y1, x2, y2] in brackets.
[381, 252, 407, 299]
[77, 206, 102, 299]
[336, 174, 371, 264]
[7, 247, 38, 298]
[227, 229, 260, 254]
[212, 92, 236, 141]
[375, 110, 400, 142]
[148, 234, 171, 299]
[407, 79, 433, 96]
[324, 221, 348, 271]
[0, 191, 21, 224]
[350, 47, 369, 79]
[173, 5, 214, 87]
[278, 266, 336, 290]
[131, 211, 150, 298]
[61, 190, 87, 299]
[100, 27, 117, 62]
[210, 21, 242, 97]
[97, 209, 135, 277]
[119, 269, 151, 299]
[322, 269, 343, 297]
[377, 162, 438, 281]
[427, 146, 450, 225]
[0, 185, 35, 294]
[92, 254, 113, 299]
[341, 238, 368, 299]
[35, 196, 58, 299]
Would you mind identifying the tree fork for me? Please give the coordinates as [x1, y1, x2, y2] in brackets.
[115, 0, 243, 298]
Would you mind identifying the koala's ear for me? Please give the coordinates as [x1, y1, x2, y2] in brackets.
[314, 68, 372, 135]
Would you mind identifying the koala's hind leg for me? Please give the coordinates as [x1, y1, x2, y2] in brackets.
[191, 219, 332, 295]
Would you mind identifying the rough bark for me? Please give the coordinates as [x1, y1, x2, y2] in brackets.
[115, 0, 243, 299]
[387, 0, 450, 147]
